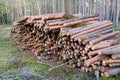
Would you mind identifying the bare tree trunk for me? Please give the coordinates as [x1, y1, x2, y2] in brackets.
[36, 0, 40, 15]
[116, 0, 120, 27]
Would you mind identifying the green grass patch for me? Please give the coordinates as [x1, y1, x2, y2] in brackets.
[0, 24, 12, 28]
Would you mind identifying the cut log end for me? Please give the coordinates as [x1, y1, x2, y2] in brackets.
[104, 72, 110, 77]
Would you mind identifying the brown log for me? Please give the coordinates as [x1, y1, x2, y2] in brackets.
[71, 21, 112, 39]
[75, 26, 113, 42]
[89, 31, 119, 45]
[85, 55, 107, 67]
[102, 59, 120, 65]
[112, 54, 120, 59]
[62, 54, 70, 61]
[46, 19, 65, 26]
[60, 27, 72, 36]
[86, 21, 98, 25]
[74, 27, 113, 43]
[84, 44, 91, 52]
[109, 63, 120, 67]
[79, 37, 97, 44]
[29, 13, 65, 21]
[69, 21, 110, 36]
[62, 37, 69, 41]
[88, 67, 93, 72]
[88, 50, 98, 57]
[49, 17, 99, 30]
[98, 45, 120, 55]
[45, 41, 54, 47]
[104, 68, 120, 77]
[100, 67, 111, 72]
[91, 40, 118, 50]
[91, 64, 97, 70]
[77, 62, 81, 67]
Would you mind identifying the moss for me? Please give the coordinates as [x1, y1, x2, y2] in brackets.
[65, 70, 76, 80]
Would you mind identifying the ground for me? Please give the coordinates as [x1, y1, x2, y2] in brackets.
[0, 25, 120, 80]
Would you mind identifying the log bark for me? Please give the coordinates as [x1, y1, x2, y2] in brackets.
[88, 50, 98, 57]
[98, 45, 120, 55]
[109, 63, 120, 67]
[85, 55, 107, 67]
[102, 59, 120, 65]
[71, 21, 112, 39]
[91, 40, 118, 50]
[104, 68, 120, 77]
[89, 31, 119, 45]
[69, 20, 111, 36]
[112, 54, 120, 59]
[49, 17, 99, 30]
[74, 26, 113, 42]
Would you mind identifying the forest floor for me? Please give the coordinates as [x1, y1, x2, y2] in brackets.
[0, 25, 120, 80]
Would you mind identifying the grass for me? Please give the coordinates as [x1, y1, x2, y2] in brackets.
[0, 24, 12, 28]
[0, 28, 49, 79]
[1, 23, 120, 80]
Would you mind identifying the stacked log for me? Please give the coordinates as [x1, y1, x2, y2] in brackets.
[57, 20, 120, 77]
[10, 13, 120, 77]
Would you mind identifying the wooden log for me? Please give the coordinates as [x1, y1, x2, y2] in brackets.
[104, 68, 120, 77]
[89, 31, 119, 45]
[47, 19, 71, 26]
[62, 37, 69, 41]
[89, 43, 120, 57]
[46, 19, 65, 26]
[100, 67, 111, 72]
[109, 63, 120, 67]
[112, 54, 120, 59]
[46, 17, 83, 26]
[84, 44, 91, 52]
[91, 64, 98, 70]
[45, 41, 54, 47]
[91, 40, 118, 50]
[86, 21, 98, 25]
[68, 21, 110, 36]
[29, 13, 65, 21]
[85, 55, 107, 67]
[62, 54, 71, 61]
[102, 59, 120, 65]
[88, 50, 98, 57]
[60, 27, 72, 36]
[79, 37, 97, 44]
[24, 21, 39, 26]
[75, 26, 113, 42]
[71, 21, 112, 39]
[88, 67, 93, 72]
[49, 17, 99, 30]
[98, 45, 120, 55]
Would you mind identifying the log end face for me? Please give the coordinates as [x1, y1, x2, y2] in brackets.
[104, 72, 110, 77]
[85, 61, 90, 67]
[98, 50, 102, 55]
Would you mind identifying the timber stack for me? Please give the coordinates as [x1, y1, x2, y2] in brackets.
[10, 13, 120, 77]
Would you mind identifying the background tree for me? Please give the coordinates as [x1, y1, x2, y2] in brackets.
[0, 0, 119, 27]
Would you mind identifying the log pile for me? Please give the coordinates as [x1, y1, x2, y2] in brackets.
[10, 13, 120, 77]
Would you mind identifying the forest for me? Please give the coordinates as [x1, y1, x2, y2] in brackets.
[0, 0, 120, 27]
[0, 0, 120, 80]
